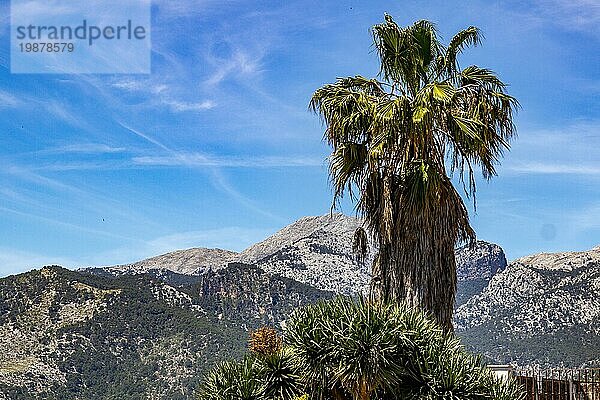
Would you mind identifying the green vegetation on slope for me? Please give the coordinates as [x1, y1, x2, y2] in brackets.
[0, 263, 333, 399]
[0, 266, 246, 400]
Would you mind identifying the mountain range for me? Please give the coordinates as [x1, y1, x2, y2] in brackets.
[455, 246, 600, 367]
[1, 213, 598, 399]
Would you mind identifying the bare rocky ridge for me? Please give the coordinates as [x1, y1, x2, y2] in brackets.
[455, 246, 600, 366]
[456, 246, 600, 332]
[85, 214, 375, 295]
[455, 240, 507, 281]
[514, 245, 600, 271]
[88, 214, 506, 298]
[94, 247, 238, 276]
[455, 240, 507, 307]
[239, 214, 367, 263]
[237, 215, 505, 296]
[190, 263, 334, 329]
[239, 213, 376, 295]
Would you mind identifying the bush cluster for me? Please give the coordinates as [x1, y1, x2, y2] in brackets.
[198, 297, 524, 400]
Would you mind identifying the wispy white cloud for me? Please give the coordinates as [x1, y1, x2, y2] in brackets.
[540, 0, 600, 36]
[29, 161, 134, 172]
[0, 205, 137, 242]
[3, 164, 161, 228]
[132, 153, 323, 168]
[0, 90, 21, 108]
[23, 153, 323, 172]
[111, 78, 215, 113]
[507, 163, 600, 175]
[205, 49, 265, 86]
[38, 143, 127, 155]
[0, 89, 96, 129]
[505, 0, 600, 39]
[516, 121, 600, 145]
[570, 202, 600, 231]
[111, 79, 168, 94]
[6, 165, 84, 193]
[164, 99, 216, 112]
[37, 98, 94, 131]
[152, 0, 239, 18]
[0, 187, 37, 205]
[118, 122, 171, 151]
[504, 120, 600, 175]
[117, 123, 285, 222]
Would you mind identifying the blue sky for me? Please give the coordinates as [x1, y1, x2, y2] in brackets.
[0, 0, 599, 276]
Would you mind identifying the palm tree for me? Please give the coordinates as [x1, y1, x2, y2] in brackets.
[310, 15, 518, 330]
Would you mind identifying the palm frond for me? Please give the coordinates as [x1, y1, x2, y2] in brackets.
[352, 227, 369, 263]
[445, 27, 483, 74]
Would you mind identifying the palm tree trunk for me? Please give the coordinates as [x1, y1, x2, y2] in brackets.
[352, 380, 370, 400]
[371, 256, 456, 331]
[370, 228, 459, 331]
[369, 172, 473, 331]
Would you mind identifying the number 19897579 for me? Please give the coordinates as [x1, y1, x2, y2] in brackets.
[19, 42, 74, 52]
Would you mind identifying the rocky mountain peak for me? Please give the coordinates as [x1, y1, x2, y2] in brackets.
[455, 245, 600, 366]
[239, 213, 365, 264]
[91, 214, 508, 298]
[237, 213, 374, 295]
[98, 247, 238, 276]
[512, 247, 600, 272]
[455, 240, 507, 281]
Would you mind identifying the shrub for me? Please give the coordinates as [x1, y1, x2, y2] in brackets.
[198, 336, 302, 400]
[285, 297, 524, 400]
[261, 348, 303, 400]
[197, 355, 264, 400]
[198, 297, 524, 400]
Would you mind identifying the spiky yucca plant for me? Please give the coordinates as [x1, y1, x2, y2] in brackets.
[285, 297, 524, 400]
[262, 348, 303, 400]
[311, 15, 518, 330]
[198, 355, 265, 400]
[198, 330, 302, 400]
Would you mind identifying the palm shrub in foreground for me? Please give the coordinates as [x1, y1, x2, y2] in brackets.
[198, 355, 264, 400]
[285, 297, 523, 400]
[197, 330, 303, 400]
[198, 297, 524, 400]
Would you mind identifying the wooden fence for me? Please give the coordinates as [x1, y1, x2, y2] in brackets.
[512, 368, 600, 400]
